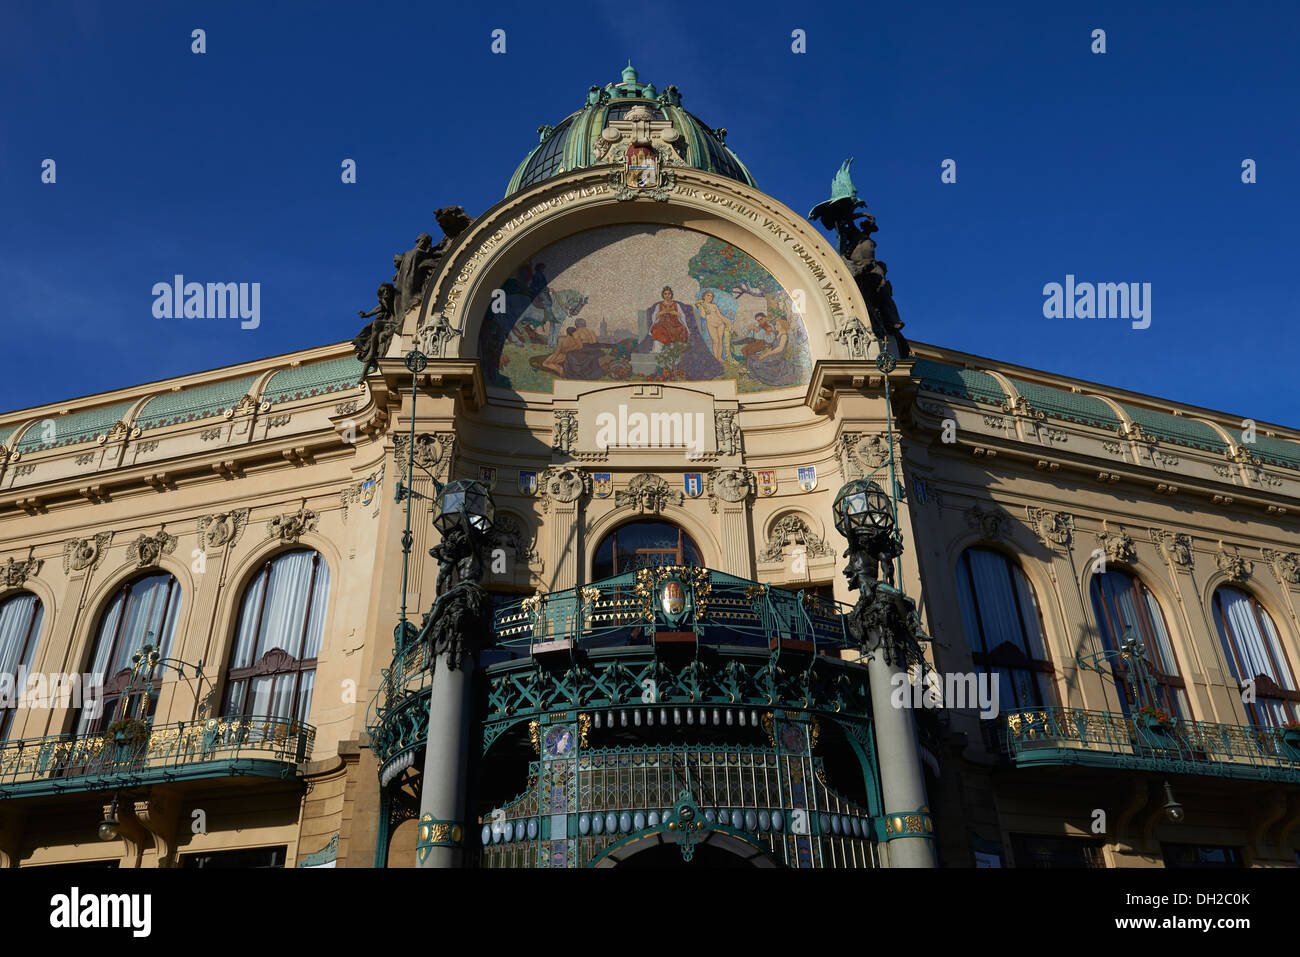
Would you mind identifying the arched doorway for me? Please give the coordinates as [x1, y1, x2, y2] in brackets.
[591, 826, 778, 868]
[592, 519, 702, 580]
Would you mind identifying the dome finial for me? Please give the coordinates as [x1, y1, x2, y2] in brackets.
[621, 60, 638, 85]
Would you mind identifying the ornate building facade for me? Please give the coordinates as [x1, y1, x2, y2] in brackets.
[1, 65, 1298, 868]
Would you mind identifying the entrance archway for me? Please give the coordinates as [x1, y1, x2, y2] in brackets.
[591, 825, 778, 868]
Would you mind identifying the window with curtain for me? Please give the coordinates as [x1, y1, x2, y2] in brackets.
[222, 550, 329, 726]
[954, 547, 1056, 712]
[1089, 569, 1187, 718]
[0, 592, 45, 740]
[1211, 586, 1298, 727]
[77, 573, 182, 735]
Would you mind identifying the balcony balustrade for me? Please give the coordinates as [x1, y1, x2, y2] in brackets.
[1003, 707, 1300, 783]
[0, 714, 315, 797]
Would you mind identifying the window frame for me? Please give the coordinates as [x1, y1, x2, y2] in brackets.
[1089, 568, 1186, 718]
[221, 549, 327, 725]
[0, 592, 45, 740]
[1210, 585, 1299, 726]
[955, 546, 1057, 713]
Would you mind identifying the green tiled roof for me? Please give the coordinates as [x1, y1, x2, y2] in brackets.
[1120, 404, 1227, 453]
[0, 427, 13, 447]
[15, 400, 136, 453]
[263, 357, 363, 406]
[136, 375, 258, 431]
[1252, 434, 1300, 471]
[911, 359, 1007, 405]
[1008, 379, 1121, 430]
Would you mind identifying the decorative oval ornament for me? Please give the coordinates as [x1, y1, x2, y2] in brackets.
[661, 579, 686, 618]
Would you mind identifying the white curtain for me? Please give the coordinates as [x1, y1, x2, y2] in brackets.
[227, 551, 328, 723]
[0, 595, 43, 739]
[0, 594, 42, 677]
[1216, 588, 1293, 689]
[252, 551, 320, 661]
[959, 548, 1047, 657]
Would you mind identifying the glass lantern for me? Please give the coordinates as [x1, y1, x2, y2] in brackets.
[433, 479, 495, 535]
[832, 479, 894, 538]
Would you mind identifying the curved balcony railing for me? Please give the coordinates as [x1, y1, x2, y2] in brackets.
[368, 569, 857, 732]
[366, 568, 865, 783]
[0, 715, 315, 795]
[486, 569, 854, 658]
[1003, 707, 1300, 782]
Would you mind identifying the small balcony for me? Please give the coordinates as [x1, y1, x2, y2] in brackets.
[1003, 707, 1300, 783]
[0, 714, 316, 798]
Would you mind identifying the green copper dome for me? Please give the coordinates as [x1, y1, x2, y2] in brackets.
[505, 63, 756, 197]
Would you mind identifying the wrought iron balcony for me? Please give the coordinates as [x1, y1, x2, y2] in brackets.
[367, 568, 870, 786]
[490, 568, 854, 657]
[0, 714, 316, 798]
[1003, 707, 1300, 783]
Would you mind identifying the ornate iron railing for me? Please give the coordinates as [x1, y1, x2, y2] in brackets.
[0, 714, 315, 792]
[1003, 707, 1300, 781]
[366, 568, 861, 761]
[491, 568, 854, 654]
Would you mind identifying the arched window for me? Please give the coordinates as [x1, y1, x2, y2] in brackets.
[223, 550, 329, 724]
[954, 548, 1056, 711]
[1089, 569, 1187, 718]
[1211, 586, 1298, 727]
[0, 593, 45, 740]
[592, 520, 702, 581]
[78, 572, 183, 734]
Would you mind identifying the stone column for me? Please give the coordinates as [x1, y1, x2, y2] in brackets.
[415, 652, 475, 867]
[866, 642, 936, 867]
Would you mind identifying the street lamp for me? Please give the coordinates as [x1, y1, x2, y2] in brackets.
[1162, 781, 1185, 824]
[832, 478, 895, 539]
[98, 794, 120, 841]
[433, 479, 495, 535]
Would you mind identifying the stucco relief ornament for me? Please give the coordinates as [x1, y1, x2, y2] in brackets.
[98, 420, 141, 444]
[1096, 522, 1137, 564]
[842, 432, 893, 478]
[394, 432, 454, 482]
[1025, 507, 1073, 548]
[833, 314, 872, 359]
[417, 311, 458, 358]
[965, 504, 1007, 542]
[63, 532, 112, 573]
[490, 515, 542, 571]
[553, 411, 578, 454]
[128, 529, 178, 568]
[1261, 548, 1300, 587]
[197, 509, 249, 549]
[614, 473, 683, 514]
[714, 411, 742, 456]
[1149, 528, 1193, 570]
[1216, 542, 1252, 582]
[706, 468, 756, 513]
[540, 467, 591, 513]
[597, 104, 683, 202]
[267, 504, 319, 544]
[1, 555, 42, 587]
[758, 514, 835, 563]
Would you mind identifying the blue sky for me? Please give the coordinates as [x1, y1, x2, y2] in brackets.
[2, 0, 1297, 425]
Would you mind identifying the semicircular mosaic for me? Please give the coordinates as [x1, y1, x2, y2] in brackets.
[478, 224, 812, 394]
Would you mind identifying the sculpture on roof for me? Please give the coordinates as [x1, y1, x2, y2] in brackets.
[353, 207, 476, 375]
[392, 233, 437, 320]
[353, 283, 398, 379]
[809, 158, 911, 359]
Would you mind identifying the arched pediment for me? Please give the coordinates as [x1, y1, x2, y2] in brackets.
[412, 167, 872, 399]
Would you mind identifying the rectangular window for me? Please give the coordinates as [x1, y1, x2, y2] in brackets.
[1161, 843, 1243, 869]
[1011, 833, 1106, 868]
[181, 845, 287, 868]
